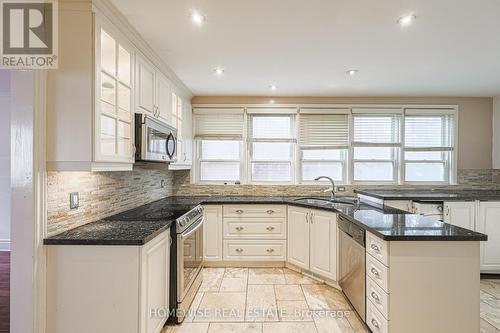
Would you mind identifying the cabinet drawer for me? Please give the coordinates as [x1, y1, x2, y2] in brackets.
[223, 240, 286, 261]
[366, 253, 389, 293]
[367, 276, 390, 320]
[367, 299, 389, 333]
[366, 232, 389, 266]
[223, 205, 286, 218]
[223, 218, 286, 239]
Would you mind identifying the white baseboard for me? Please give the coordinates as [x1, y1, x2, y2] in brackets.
[0, 239, 11, 251]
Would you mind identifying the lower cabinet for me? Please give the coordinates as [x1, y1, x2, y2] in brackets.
[203, 205, 223, 261]
[46, 230, 170, 333]
[287, 206, 337, 280]
[477, 201, 500, 272]
[443, 201, 475, 229]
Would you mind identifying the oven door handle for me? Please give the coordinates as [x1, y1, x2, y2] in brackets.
[180, 216, 204, 239]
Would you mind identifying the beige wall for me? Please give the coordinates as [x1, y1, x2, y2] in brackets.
[191, 96, 493, 169]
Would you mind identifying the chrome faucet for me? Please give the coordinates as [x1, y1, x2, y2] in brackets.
[314, 176, 336, 200]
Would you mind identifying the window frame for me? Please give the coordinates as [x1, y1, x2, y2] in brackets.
[195, 139, 244, 184]
[192, 105, 457, 186]
[247, 113, 296, 184]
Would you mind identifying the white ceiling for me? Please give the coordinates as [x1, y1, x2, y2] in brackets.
[111, 0, 500, 97]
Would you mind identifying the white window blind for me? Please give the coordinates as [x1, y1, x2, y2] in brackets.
[404, 113, 454, 150]
[194, 109, 244, 139]
[352, 113, 401, 145]
[299, 113, 349, 148]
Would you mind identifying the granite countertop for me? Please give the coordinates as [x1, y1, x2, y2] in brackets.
[44, 195, 487, 246]
[355, 189, 500, 201]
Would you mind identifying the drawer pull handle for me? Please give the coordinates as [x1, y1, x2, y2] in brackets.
[266, 248, 275, 253]
[371, 318, 380, 329]
[370, 267, 380, 277]
[266, 226, 275, 231]
[371, 291, 380, 302]
[370, 244, 381, 252]
[267, 209, 275, 214]
[236, 210, 244, 214]
[235, 248, 243, 253]
[235, 226, 244, 231]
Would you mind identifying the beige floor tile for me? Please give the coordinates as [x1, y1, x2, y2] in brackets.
[224, 267, 249, 278]
[302, 285, 351, 310]
[248, 268, 285, 284]
[199, 268, 225, 292]
[482, 280, 500, 299]
[481, 318, 500, 333]
[314, 315, 355, 333]
[208, 322, 262, 333]
[184, 292, 205, 323]
[194, 292, 246, 322]
[262, 322, 318, 333]
[275, 284, 305, 301]
[345, 311, 370, 333]
[277, 300, 313, 321]
[220, 277, 247, 292]
[163, 322, 209, 333]
[481, 290, 500, 329]
[284, 270, 322, 285]
[246, 284, 279, 322]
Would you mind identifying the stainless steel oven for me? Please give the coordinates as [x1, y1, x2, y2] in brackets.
[170, 205, 204, 323]
[135, 113, 177, 163]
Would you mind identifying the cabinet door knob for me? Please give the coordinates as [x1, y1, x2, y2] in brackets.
[235, 226, 244, 231]
[371, 318, 380, 329]
[266, 226, 275, 231]
[236, 209, 244, 214]
[266, 248, 274, 253]
[235, 248, 243, 253]
[370, 243, 380, 252]
[267, 209, 275, 214]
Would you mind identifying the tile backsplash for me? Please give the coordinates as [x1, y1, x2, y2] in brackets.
[47, 168, 499, 236]
[47, 167, 174, 236]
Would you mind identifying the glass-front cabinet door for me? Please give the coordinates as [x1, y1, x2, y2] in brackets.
[95, 20, 134, 163]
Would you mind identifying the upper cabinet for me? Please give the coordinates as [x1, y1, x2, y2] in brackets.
[47, 1, 192, 171]
[169, 92, 193, 170]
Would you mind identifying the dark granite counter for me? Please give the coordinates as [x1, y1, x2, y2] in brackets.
[44, 195, 487, 245]
[355, 189, 500, 201]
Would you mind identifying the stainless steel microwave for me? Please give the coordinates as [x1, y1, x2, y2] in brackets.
[135, 113, 177, 163]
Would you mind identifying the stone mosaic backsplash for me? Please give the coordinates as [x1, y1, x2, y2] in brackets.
[171, 169, 500, 197]
[47, 167, 175, 236]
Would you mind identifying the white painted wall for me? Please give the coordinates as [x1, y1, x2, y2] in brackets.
[0, 70, 11, 251]
[493, 96, 500, 169]
[10, 70, 36, 333]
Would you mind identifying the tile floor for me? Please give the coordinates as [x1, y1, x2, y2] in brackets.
[163, 268, 500, 333]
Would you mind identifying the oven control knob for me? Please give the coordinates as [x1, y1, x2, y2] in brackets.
[179, 218, 186, 227]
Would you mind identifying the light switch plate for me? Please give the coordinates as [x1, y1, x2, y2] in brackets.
[70, 192, 79, 209]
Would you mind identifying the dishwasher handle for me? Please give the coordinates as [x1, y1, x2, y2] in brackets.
[338, 215, 365, 247]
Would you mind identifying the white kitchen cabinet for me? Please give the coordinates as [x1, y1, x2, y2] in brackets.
[287, 206, 337, 280]
[477, 201, 500, 272]
[203, 205, 223, 261]
[443, 201, 475, 230]
[47, 8, 135, 171]
[135, 55, 174, 127]
[169, 97, 193, 170]
[46, 230, 170, 333]
[287, 206, 310, 270]
[309, 209, 338, 280]
[384, 200, 413, 213]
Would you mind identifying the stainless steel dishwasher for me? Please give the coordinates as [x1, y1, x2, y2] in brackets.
[338, 215, 366, 321]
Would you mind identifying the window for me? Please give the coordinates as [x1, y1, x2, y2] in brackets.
[248, 112, 295, 182]
[193, 106, 457, 185]
[193, 109, 244, 182]
[352, 111, 402, 183]
[298, 109, 349, 183]
[404, 110, 455, 182]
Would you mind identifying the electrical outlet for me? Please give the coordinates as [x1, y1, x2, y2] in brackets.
[337, 186, 346, 192]
[70, 192, 79, 209]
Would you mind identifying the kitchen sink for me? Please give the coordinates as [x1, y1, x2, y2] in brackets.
[293, 196, 359, 206]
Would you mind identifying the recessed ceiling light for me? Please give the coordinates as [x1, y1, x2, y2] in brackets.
[190, 10, 206, 26]
[269, 84, 278, 91]
[213, 67, 225, 76]
[346, 69, 359, 76]
[397, 14, 416, 26]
